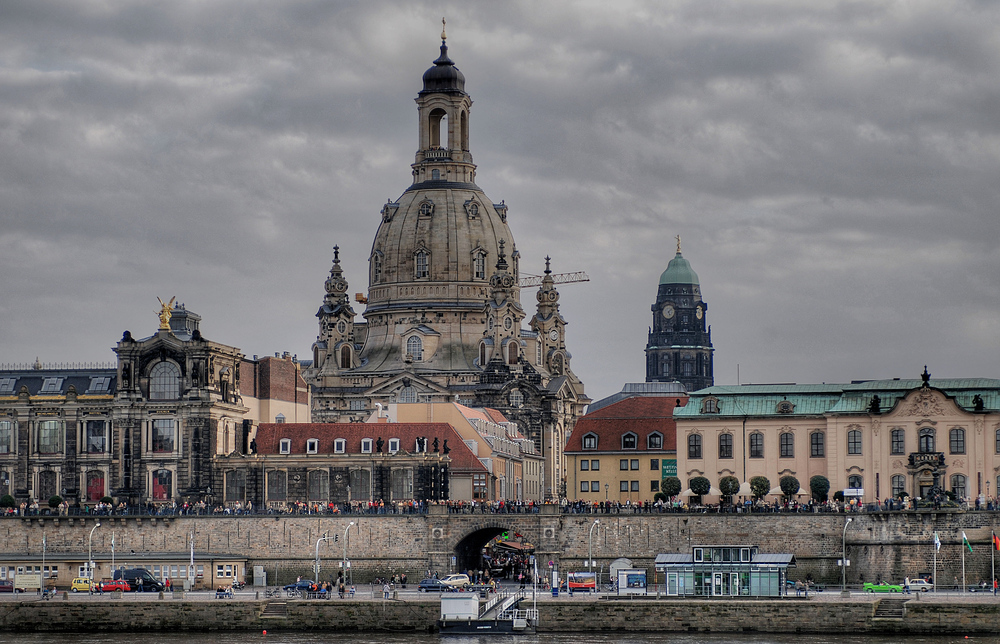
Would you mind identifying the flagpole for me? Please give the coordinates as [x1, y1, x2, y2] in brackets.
[962, 532, 967, 592]
[933, 537, 937, 593]
[992, 531, 996, 596]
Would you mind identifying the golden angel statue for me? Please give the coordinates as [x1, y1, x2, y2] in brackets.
[157, 296, 176, 330]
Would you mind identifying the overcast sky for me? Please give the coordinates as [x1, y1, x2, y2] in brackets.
[2, 1, 998, 403]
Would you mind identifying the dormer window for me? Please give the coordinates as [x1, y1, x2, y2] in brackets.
[334, 438, 346, 454]
[582, 433, 598, 450]
[361, 438, 373, 454]
[701, 397, 719, 414]
[388, 438, 400, 453]
[776, 400, 794, 414]
[40, 378, 64, 394]
[647, 432, 663, 450]
[275, 414, 286, 424]
[87, 376, 111, 393]
[279, 439, 291, 455]
[306, 439, 319, 454]
[0, 378, 15, 395]
[621, 432, 637, 450]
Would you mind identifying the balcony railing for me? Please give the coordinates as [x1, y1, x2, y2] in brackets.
[909, 451, 945, 468]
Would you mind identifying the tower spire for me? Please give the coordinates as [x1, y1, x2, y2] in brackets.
[676, 234, 681, 254]
[441, 17, 447, 41]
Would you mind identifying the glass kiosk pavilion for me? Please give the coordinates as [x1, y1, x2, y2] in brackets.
[654, 545, 796, 597]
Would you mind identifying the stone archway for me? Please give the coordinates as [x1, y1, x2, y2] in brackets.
[450, 522, 536, 577]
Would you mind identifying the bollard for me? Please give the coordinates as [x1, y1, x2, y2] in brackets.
[158, 591, 165, 599]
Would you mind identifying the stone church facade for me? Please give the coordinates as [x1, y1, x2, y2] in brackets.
[305, 33, 588, 499]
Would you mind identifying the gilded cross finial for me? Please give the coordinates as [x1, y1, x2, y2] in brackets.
[544, 256, 552, 275]
[333, 245, 340, 263]
[676, 235, 682, 253]
[441, 17, 447, 41]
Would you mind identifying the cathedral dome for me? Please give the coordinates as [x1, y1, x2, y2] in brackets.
[659, 251, 700, 285]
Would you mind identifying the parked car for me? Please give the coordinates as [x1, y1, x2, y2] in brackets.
[113, 568, 165, 592]
[283, 579, 316, 593]
[70, 577, 94, 593]
[863, 582, 902, 593]
[98, 579, 131, 592]
[439, 574, 471, 589]
[0, 580, 13, 593]
[417, 578, 450, 592]
[907, 579, 932, 592]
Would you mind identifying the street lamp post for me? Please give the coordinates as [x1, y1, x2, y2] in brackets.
[88, 521, 102, 583]
[605, 484, 609, 501]
[841, 517, 853, 595]
[314, 534, 331, 580]
[342, 521, 355, 584]
[588, 520, 599, 577]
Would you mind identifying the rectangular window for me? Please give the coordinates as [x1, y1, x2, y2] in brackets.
[891, 430, 905, 455]
[619, 459, 628, 471]
[38, 420, 62, 454]
[650, 459, 659, 471]
[694, 548, 704, 562]
[390, 468, 413, 500]
[619, 481, 628, 492]
[388, 438, 400, 453]
[630, 480, 639, 492]
[152, 419, 174, 452]
[279, 439, 291, 455]
[591, 481, 599, 492]
[86, 420, 106, 453]
[0, 420, 12, 454]
[580, 460, 589, 471]
[630, 459, 639, 470]
[361, 439, 373, 454]
[334, 439, 346, 454]
[217, 565, 224, 578]
[306, 439, 319, 454]
[650, 480, 660, 492]
[718, 434, 733, 459]
[749, 433, 764, 458]
[847, 430, 862, 455]
[779, 433, 794, 458]
[580, 481, 589, 493]
[473, 473, 488, 500]
[349, 399, 366, 411]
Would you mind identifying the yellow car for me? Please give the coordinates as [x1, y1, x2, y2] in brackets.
[70, 577, 93, 593]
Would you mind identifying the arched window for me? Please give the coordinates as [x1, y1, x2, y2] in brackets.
[687, 434, 702, 459]
[810, 431, 825, 457]
[267, 470, 287, 502]
[891, 428, 905, 455]
[847, 429, 862, 455]
[622, 433, 637, 450]
[779, 432, 794, 458]
[950, 474, 967, 500]
[371, 252, 382, 283]
[152, 469, 172, 501]
[479, 341, 488, 366]
[340, 344, 351, 369]
[718, 434, 733, 459]
[225, 470, 246, 502]
[399, 386, 417, 403]
[919, 428, 935, 453]
[308, 470, 329, 503]
[508, 389, 523, 407]
[749, 432, 764, 458]
[507, 341, 518, 365]
[406, 336, 423, 361]
[428, 108, 448, 148]
[949, 428, 966, 454]
[847, 474, 863, 490]
[415, 250, 429, 278]
[86, 470, 105, 502]
[460, 110, 468, 149]
[891, 474, 905, 498]
[702, 398, 719, 414]
[149, 361, 180, 400]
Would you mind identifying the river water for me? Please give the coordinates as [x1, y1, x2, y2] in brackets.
[0, 633, 994, 644]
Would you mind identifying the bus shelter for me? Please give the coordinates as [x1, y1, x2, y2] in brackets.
[654, 545, 795, 597]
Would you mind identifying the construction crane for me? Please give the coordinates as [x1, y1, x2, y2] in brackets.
[518, 271, 590, 288]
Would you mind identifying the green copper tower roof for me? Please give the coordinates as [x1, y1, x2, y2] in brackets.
[659, 251, 700, 286]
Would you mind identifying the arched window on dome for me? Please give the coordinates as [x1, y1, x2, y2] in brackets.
[473, 251, 486, 280]
[406, 336, 423, 361]
[432, 169, 440, 180]
[479, 341, 488, 367]
[340, 344, 351, 369]
[149, 361, 180, 400]
[507, 341, 518, 365]
[371, 251, 383, 284]
[415, 250, 429, 279]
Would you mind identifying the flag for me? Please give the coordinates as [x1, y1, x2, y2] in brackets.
[934, 532, 941, 551]
[993, 531, 999, 551]
[963, 531, 973, 553]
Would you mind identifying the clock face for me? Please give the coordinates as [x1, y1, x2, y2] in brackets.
[662, 304, 675, 319]
[549, 329, 559, 341]
[695, 307, 703, 320]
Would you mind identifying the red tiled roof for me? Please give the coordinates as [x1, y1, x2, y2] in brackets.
[565, 396, 685, 453]
[481, 407, 510, 425]
[254, 422, 487, 473]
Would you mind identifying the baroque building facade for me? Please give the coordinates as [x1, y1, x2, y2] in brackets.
[305, 33, 588, 499]
[675, 369, 1000, 504]
[645, 238, 714, 392]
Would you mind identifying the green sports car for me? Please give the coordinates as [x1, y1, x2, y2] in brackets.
[863, 582, 903, 593]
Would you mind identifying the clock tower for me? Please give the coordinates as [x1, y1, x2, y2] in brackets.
[645, 237, 714, 392]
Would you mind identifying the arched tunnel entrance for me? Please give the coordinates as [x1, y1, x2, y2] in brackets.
[453, 527, 535, 580]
